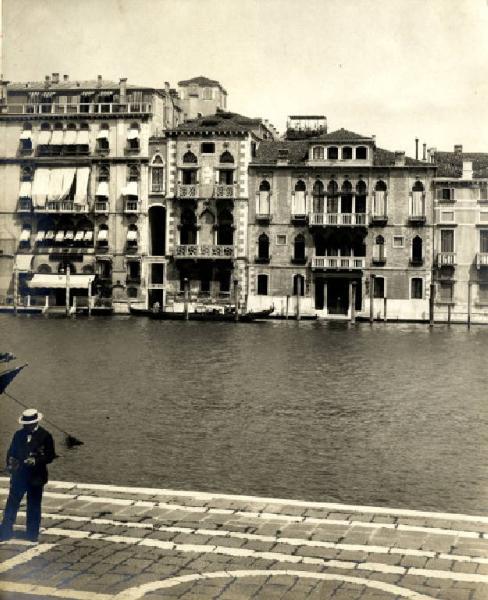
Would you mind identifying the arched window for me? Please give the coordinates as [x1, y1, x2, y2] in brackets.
[293, 274, 305, 296]
[356, 180, 367, 195]
[373, 180, 387, 217]
[312, 146, 324, 160]
[96, 123, 109, 152]
[38, 264, 52, 274]
[412, 236, 423, 264]
[293, 234, 306, 261]
[411, 181, 425, 217]
[327, 180, 339, 214]
[373, 235, 386, 263]
[40, 123, 51, 131]
[183, 151, 197, 164]
[180, 208, 197, 245]
[98, 164, 110, 182]
[128, 165, 140, 181]
[151, 155, 165, 193]
[257, 274, 268, 295]
[341, 180, 353, 215]
[97, 223, 109, 247]
[257, 180, 271, 215]
[217, 209, 234, 245]
[327, 146, 338, 160]
[219, 151, 234, 163]
[293, 180, 307, 216]
[342, 146, 353, 159]
[127, 224, 138, 249]
[82, 264, 94, 274]
[327, 180, 338, 195]
[58, 262, 76, 274]
[21, 166, 33, 181]
[258, 233, 269, 260]
[356, 146, 367, 159]
[313, 180, 325, 212]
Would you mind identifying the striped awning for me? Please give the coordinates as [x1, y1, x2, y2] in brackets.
[127, 128, 140, 140]
[50, 129, 64, 145]
[122, 181, 138, 196]
[14, 254, 33, 271]
[29, 274, 95, 289]
[74, 168, 90, 204]
[64, 129, 77, 145]
[76, 130, 90, 145]
[95, 181, 109, 197]
[19, 181, 32, 198]
[96, 129, 109, 140]
[38, 130, 51, 145]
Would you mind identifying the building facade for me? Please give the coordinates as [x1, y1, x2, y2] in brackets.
[247, 120, 436, 320]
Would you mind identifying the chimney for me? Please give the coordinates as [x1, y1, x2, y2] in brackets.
[119, 77, 127, 102]
[454, 144, 463, 154]
[0, 80, 9, 104]
[63, 74, 69, 82]
[44, 75, 51, 89]
[415, 137, 419, 160]
[97, 75, 103, 88]
[52, 73, 60, 84]
[462, 161, 473, 180]
[422, 143, 427, 161]
[394, 151, 405, 166]
[427, 147, 437, 163]
[164, 81, 170, 93]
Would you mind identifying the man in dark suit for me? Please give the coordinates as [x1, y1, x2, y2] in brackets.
[0, 408, 56, 543]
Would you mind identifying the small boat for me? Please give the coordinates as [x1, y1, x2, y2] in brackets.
[129, 304, 152, 316]
[149, 306, 275, 322]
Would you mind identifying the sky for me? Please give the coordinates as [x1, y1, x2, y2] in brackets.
[3, 0, 488, 155]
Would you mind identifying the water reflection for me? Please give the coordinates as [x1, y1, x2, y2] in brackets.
[1, 315, 487, 515]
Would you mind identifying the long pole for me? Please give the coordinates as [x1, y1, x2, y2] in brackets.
[184, 277, 189, 320]
[296, 277, 301, 321]
[429, 282, 435, 327]
[233, 278, 239, 322]
[467, 280, 472, 329]
[65, 264, 70, 316]
[351, 281, 357, 323]
[369, 274, 375, 323]
[13, 268, 17, 315]
[383, 296, 387, 323]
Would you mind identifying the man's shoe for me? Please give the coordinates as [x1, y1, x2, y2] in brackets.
[21, 532, 38, 543]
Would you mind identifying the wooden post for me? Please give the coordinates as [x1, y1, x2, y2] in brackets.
[296, 277, 301, 321]
[233, 278, 239, 322]
[351, 281, 357, 323]
[369, 274, 375, 323]
[65, 264, 70, 316]
[383, 296, 387, 322]
[285, 295, 289, 320]
[467, 280, 472, 329]
[184, 277, 189, 320]
[13, 268, 18, 314]
[88, 279, 92, 316]
[447, 303, 451, 325]
[429, 282, 435, 327]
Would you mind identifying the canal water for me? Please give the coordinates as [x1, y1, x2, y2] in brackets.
[1, 315, 487, 515]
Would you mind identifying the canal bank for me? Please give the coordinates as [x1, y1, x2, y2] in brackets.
[1, 477, 488, 599]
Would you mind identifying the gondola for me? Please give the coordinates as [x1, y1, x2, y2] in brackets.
[149, 306, 275, 322]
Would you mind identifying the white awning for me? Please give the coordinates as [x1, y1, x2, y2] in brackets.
[97, 129, 109, 140]
[64, 129, 77, 145]
[65, 230, 74, 240]
[55, 231, 65, 242]
[76, 130, 90, 146]
[19, 181, 32, 198]
[95, 181, 109, 197]
[59, 168, 76, 200]
[32, 169, 51, 208]
[122, 181, 138, 196]
[45, 230, 55, 240]
[47, 169, 64, 201]
[127, 230, 138, 241]
[84, 231, 94, 241]
[127, 128, 139, 140]
[38, 130, 51, 145]
[29, 274, 95, 289]
[36, 231, 45, 242]
[74, 167, 90, 204]
[97, 229, 108, 241]
[74, 231, 84, 241]
[14, 254, 33, 271]
[19, 229, 31, 242]
[20, 130, 32, 140]
[50, 129, 64, 145]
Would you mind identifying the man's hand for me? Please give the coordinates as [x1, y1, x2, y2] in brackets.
[24, 457, 36, 466]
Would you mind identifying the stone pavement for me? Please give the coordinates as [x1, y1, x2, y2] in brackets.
[0, 477, 488, 600]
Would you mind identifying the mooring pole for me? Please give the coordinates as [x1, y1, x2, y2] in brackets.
[467, 280, 472, 329]
[369, 274, 375, 324]
[233, 278, 239, 322]
[13, 268, 18, 315]
[447, 303, 451, 326]
[351, 281, 357, 323]
[65, 264, 70, 316]
[383, 296, 387, 323]
[296, 278, 301, 321]
[285, 295, 289, 320]
[429, 282, 435, 327]
[184, 277, 189, 320]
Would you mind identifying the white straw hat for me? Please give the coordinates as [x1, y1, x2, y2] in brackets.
[19, 408, 43, 425]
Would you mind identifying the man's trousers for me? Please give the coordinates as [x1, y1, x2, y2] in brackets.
[0, 479, 43, 539]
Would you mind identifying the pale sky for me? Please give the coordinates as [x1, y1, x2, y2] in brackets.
[4, 0, 488, 154]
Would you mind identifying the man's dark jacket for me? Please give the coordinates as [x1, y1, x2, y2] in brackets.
[6, 426, 55, 486]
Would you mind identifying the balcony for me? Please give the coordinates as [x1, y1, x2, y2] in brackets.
[291, 212, 308, 224]
[1, 102, 152, 116]
[370, 214, 388, 226]
[372, 255, 386, 266]
[410, 257, 424, 267]
[174, 244, 235, 259]
[437, 252, 456, 266]
[476, 253, 488, 268]
[256, 213, 272, 224]
[408, 214, 427, 225]
[309, 213, 367, 227]
[177, 184, 199, 199]
[254, 255, 271, 264]
[17, 198, 32, 212]
[214, 184, 237, 198]
[291, 256, 308, 265]
[124, 199, 139, 213]
[311, 256, 365, 270]
[45, 201, 86, 213]
[94, 200, 108, 213]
